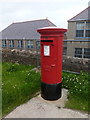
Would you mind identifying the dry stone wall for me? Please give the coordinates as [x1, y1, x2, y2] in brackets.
[2, 49, 90, 73]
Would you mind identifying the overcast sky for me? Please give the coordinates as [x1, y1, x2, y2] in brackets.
[0, 0, 89, 31]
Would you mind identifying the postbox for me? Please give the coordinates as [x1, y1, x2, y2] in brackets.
[37, 27, 67, 100]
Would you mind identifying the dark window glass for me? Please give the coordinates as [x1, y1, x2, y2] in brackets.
[85, 30, 90, 37]
[9, 40, 14, 48]
[76, 30, 84, 37]
[75, 48, 82, 58]
[86, 22, 90, 29]
[27, 40, 34, 49]
[63, 47, 67, 55]
[2, 40, 6, 47]
[76, 22, 84, 30]
[84, 48, 90, 59]
[18, 40, 23, 48]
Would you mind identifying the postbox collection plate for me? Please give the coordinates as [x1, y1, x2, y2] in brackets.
[44, 45, 50, 56]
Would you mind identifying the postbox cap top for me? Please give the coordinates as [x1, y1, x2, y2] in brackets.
[37, 26, 67, 34]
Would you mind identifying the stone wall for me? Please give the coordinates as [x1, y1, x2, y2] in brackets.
[62, 56, 89, 73]
[2, 49, 90, 73]
[2, 49, 38, 66]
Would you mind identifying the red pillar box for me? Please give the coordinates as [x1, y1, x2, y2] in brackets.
[37, 27, 67, 100]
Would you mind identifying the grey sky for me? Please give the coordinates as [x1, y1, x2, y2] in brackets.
[0, 0, 89, 31]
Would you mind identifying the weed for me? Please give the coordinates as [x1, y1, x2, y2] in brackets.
[2, 62, 40, 116]
[62, 71, 89, 112]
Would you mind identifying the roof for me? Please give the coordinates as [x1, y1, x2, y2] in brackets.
[68, 6, 90, 22]
[0, 19, 56, 40]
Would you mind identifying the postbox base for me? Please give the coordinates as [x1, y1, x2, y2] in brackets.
[41, 82, 62, 101]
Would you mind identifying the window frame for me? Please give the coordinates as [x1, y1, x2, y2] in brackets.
[2, 40, 6, 47]
[85, 30, 90, 37]
[86, 22, 90, 29]
[76, 30, 84, 37]
[76, 22, 85, 38]
[27, 40, 34, 49]
[75, 21, 90, 38]
[9, 40, 14, 48]
[63, 47, 67, 55]
[17, 40, 23, 48]
[84, 48, 90, 59]
[74, 48, 82, 58]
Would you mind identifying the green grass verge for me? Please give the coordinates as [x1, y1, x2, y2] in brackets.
[0, 62, 2, 119]
[2, 62, 89, 117]
[2, 62, 41, 116]
[65, 96, 88, 112]
[62, 71, 89, 112]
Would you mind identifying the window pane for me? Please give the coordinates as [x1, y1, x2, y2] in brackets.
[36, 41, 40, 49]
[85, 30, 90, 37]
[86, 22, 90, 29]
[74, 48, 82, 58]
[84, 48, 90, 59]
[18, 40, 23, 48]
[2, 40, 6, 47]
[76, 22, 84, 30]
[9, 40, 14, 48]
[27, 40, 34, 48]
[63, 47, 67, 55]
[76, 30, 84, 37]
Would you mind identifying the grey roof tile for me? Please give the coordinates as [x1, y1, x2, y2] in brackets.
[68, 6, 90, 22]
[0, 19, 56, 40]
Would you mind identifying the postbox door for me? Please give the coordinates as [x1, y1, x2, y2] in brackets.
[41, 38, 62, 84]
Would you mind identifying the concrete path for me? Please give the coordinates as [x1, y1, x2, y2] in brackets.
[5, 89, 88, 118]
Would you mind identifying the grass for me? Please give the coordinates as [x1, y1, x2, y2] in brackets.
[0, 62, 2, 119]
[65, 96, 88, 112]
[62, 71, 89, 112]
[2, 62, 89, 117]
[2, 62, 41, 116]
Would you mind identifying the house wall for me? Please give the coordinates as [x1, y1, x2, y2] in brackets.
[67, 22, 76, 40]
[67, 20, 90, 58]
[2, 39, 38, 51]
[67, 41, 89, 57]
[67, 21, 89, 41]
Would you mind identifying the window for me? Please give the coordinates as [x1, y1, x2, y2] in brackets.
[74, 48, 90, 59]
[86, 22, 90, 29]
[76, 22, 85, 37]
[84, 48, 90, 58]
[86, 22, 90, 37]
[2, 40, 6, 47]
[74, 48, 82, 58]
[9, 40, 14, 48]
[17, 40, 23, 48]
[63, 47, 67, 55]
[76, 21, 90, 38]
[85, 30, 90, 37]
[36, 41, 40, 49]
[27, 40, 34, 48]
[76, 30, 84, 37]
[76, 22, 85, 30]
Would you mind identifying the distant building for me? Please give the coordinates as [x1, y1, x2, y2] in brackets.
[0, 19, 56, 51]
[67, 6, 90, 59]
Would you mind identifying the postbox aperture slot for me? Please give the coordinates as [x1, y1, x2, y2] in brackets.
[41, 40, 53, 42]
